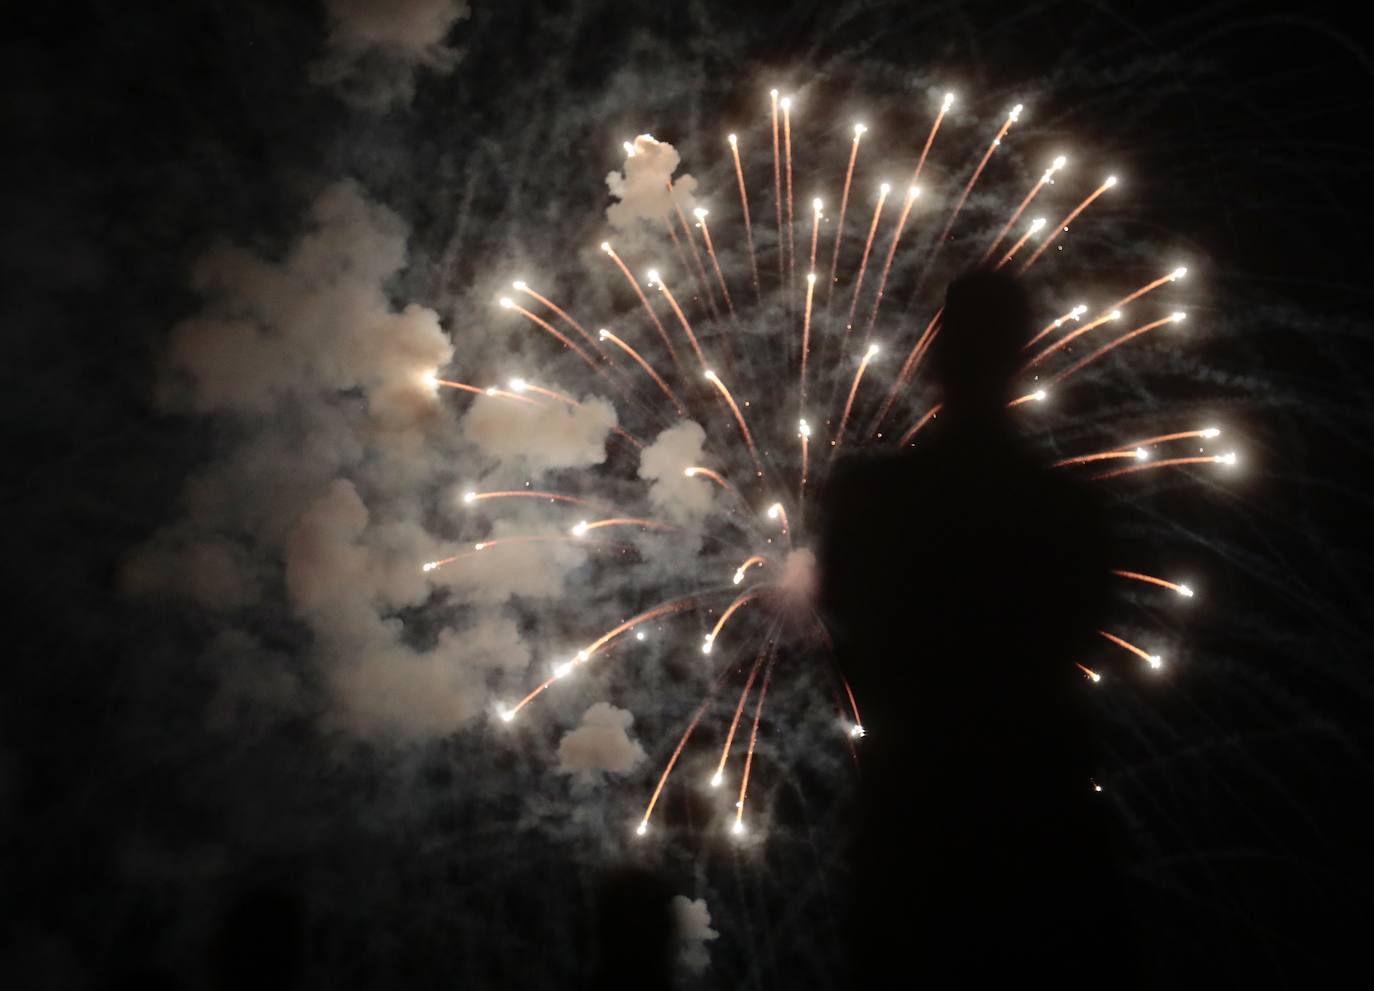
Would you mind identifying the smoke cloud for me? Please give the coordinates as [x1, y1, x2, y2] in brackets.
[638, 420, 713, 522]
[605, 134, 699, 250]
[310, 0, 470, 109]
[671, 895, 720, 974]
[557, 702, 647, 777]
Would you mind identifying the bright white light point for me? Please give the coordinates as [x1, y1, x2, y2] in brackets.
[600, 241, 611, 252]
[1030, 217, 1046, 231]
[704, 369, 717, 381]
[635, 631, 646, 641]
[1105, 175, 1118, 187]
[1134, 448, 1149, 461]
[942, 92, 955, 110]
[1148, 655, 1163, 669]
[646, 268, 660, 284]
[598, 328, 610, 340]
[684, 467, 697, 477]
[767, 503, 782, 519]
[1090, 672, 1102, 683]
[623, 141, 635, 156]
[553, 661, 573, 679]
[728, 133, 737, 145]
[512, 280, 527, 291]
[571, 520, 589, 537]
[1093, 783, 1103, 792]
[1009, 103, 1024, 120]
[1172, 266, 1188, 279]
[781, 96, 791, 110]
[498, 297, 513, 309]
[422, 562, 437, 573]
[1033, 390, 1048, 402]
[732, 820, 745, 835]
[854, 123, 866, 136]
[576, 649, 589, 662]
[1053, 155, 1067, 169]
[474, 542, 486, 551]
[866, 344, 880, 358]
[1109, 310, 1122, 320]
[850, 724, 865, 738]
[879, 182, 891, 194]
[509, 378, 527, 393]
[484, 387, 497, 396]
[421, 371, 438, 389]
[701, 642, 713, 655]
[1072, 305, 1088, 318]
[798, 419, 811, 437]
[1202, 427, 1221, 439]
[1220, 451, 1238, 466]
[770, 88, 778, 98]
[813, 197, 823, 211]
[462, 491, 477, 504]
[710, 773, 723, 787]
[636, 822, 647, 836]
[733, 571, 744, 585]
[1178, 584, 1195, 598]
[693, 207, 708, 220]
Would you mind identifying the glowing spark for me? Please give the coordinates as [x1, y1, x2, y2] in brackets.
[727, 130, 761, 301]
[1018, 176, 1118, 274]
[1099, 630, 1163, 670]
[1076, 663, 1103, 683]
[828, 121, 866, 298]
[704, 369, 765, 478]
[1112, 570, 1196, 597]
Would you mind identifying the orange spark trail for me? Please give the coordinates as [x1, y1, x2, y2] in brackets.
[683, 466, 733, 490]
[1098, 630, 1162, 668]
[705, 369, 765, 478]
[431, 378, 537, 406]
[799, 427, 810, 504]
[1007, 390, 1048, 407]
[504, 302, 599, 370]
[936, 104, 1022, 248]
[704, 591, 760, 653]
[1112, 570, 1194, 595]
[696, 213, 736, 320]
[871, 307, 941, 436]
[637, 695, 713, 835]
[1052, 314, 1182, 386]
[601, 243, 680, 368]
[801, 272, 816, 411]
[828, 124, 865, 300]
[666, 179, 718, 316]
[908, 93, 952, 189]
[464, 490, 597, 507]
[898, 403, 942, 446]
[771, 90, 784, 287]
[734, 657, 776, 831]
[981, 156, 1064, 264]
[1024, 304, 1088, 351]
[1017, 176, 1116, 274]
[1105, 269, 1185, 314]
[712, 649, 767, 785]
[1075, 663, 1103, 683]
[1092, 455, 1230, 481]
[783, 97, 795, 292]
[514, 283, 607, 359]
[993, 217, 1044, 270]
[842, 184, 891, 347]
[841, 675, 863, 730]
[652, 273, 709, 370]
[1024, 308, 1122, 369]
[578, 516, 674, 535]
[598, 328, 685, 415]
[733, 555, 768, 581]
[862, 185, 920, 345]
[766, 501, 789, 537]
[427, 534, 619, 576]
[727, 134, 761, 301]
[833, 345, 880, 453]
[1128, 428, 1220, 447]
[582, 597, 701, 658]
[1051, 449, 1141, 467]
[808, 199, 822, 276]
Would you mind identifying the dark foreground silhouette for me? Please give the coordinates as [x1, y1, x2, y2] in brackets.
[820, 270, 1134, 985]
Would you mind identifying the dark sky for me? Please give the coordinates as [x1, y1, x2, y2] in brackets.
[4, 1, 1372, 987]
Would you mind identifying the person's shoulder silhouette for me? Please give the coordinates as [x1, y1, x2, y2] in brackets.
[819, 269, 1133, 986]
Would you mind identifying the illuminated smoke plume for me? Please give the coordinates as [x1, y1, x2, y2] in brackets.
[311, 0, 470, 109]
[671, 895, 720, 975]
[605, 134, 699, 249]
[557, 703, 648, 777]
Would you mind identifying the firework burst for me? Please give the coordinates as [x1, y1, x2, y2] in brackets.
[419, 86, 1239, 843]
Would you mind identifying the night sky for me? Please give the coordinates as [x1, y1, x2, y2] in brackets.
[5, 2, 1373, 987]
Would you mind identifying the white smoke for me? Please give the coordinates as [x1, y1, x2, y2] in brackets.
[605, 134, 699, 245]
[638, 420, 713, 521]
[557, 702, 647, 776]
[311, 0, 470, 109]
[671, 895, 719, 974]
[462, 391, 617, 473]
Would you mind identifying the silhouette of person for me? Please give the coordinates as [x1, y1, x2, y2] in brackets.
[819, 269, 1133, 986]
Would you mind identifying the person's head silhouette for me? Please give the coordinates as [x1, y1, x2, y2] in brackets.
[932, 269, 1032, 416]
